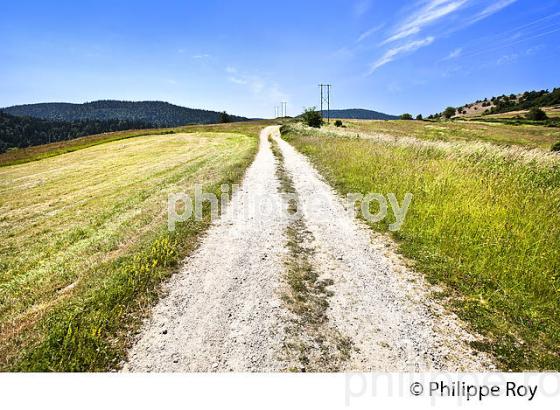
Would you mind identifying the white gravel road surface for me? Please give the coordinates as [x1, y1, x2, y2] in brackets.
[124, 126, 494, 372]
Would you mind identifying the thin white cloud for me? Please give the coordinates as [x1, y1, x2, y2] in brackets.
[469, 0, 517, 25]
[192, 54, 210, 59]
[382, 0, 467, 44]
[228, 76, 248, 85]
[496, 52, 518, 65]
[445, 47, 462, 60]
[357, 24, 384, 42]
[354, 0, 372, 17]
[226, 68, 287, 102]
[369, 36, 435, 74]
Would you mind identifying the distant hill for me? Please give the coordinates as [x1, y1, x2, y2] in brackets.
[1, 100, 249, 127]
[326, 108, 398, 120]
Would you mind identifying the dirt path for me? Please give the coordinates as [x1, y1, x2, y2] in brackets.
[124, 126, 494, 372]
[124, 127, 289, 372]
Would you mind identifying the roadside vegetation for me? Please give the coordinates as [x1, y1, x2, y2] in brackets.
[281, 124, 560, 370]
[337, 119, 560, 150]
[301, 107, 323, 128]
[0, 122, 263, 371]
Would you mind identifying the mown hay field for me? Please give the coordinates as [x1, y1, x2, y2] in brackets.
[282, 124, 560, 370]
[0, 126, 258, 371]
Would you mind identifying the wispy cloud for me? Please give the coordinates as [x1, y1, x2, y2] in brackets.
[497, 44, 544, 65]
[228, 76, 248, 85]
[192, 54, 210, 59]
[357, 24, 384, 42]
[369, 36, 435, 74]
[369, 0, 519, 72]
[468, 0, 517, 25]
[353, 0, 372, 17]
[382, 0, 467, 44]
[496, 52, 518, 65]
[444, 47, 462, 60]
[226, 67, 287, 102]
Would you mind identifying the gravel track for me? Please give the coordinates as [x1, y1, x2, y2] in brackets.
[124, 125, 494, 372]
[124, 127, 289, 372]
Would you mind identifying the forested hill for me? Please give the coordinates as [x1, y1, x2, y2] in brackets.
[0, 111, 152, 153]
[1, 100, 249, 127]
[327, 108, 398, 120]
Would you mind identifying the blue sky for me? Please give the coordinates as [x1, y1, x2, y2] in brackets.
[1, 0, 559, 118]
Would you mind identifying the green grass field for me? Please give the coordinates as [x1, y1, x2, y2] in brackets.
[282, 124, 560, 370]
[335, 119, 560, 150]
[0, 124, 260, 371]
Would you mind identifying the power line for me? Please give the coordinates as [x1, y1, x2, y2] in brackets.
[319, 84, 332, 123]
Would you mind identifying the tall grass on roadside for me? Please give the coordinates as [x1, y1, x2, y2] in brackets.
[282, 125, 560, 371]
[338, 119, 560, 150]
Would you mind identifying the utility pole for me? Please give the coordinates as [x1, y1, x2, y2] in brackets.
[281, 102, 287, 117]
[318, 84, 332, 123]
[275, 106, 279, 118]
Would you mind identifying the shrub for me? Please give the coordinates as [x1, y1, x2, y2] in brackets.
[219, 111, 231, 123]
[552, 141, 560, 152]
[443, 106, 456, 119]
[400, 113, 413, 120]
[334, 120, 343, 127]
[526, 107, 548, 121]
[301, 107, 323, 128]
[416, 114, 423, 121]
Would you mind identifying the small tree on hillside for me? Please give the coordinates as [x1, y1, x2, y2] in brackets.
[400, 113, 413, 120]
[219, 111, 232, 123]
[416, 114, 423, 121]
[301, 107, 323, 128]
[443, 106, 456, 119]
[526, 107, 548, 121]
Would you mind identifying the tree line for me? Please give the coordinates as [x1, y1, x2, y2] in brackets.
[2, 100, 248, 127]
[0, 112, 152, 153]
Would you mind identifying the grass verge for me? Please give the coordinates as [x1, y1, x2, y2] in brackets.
[0, 124, 261, 371]
[281, 125, 560, 371]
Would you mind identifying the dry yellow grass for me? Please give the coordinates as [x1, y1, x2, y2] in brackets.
[0, 130, 257, 370]
[333, 119, 560, 150]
